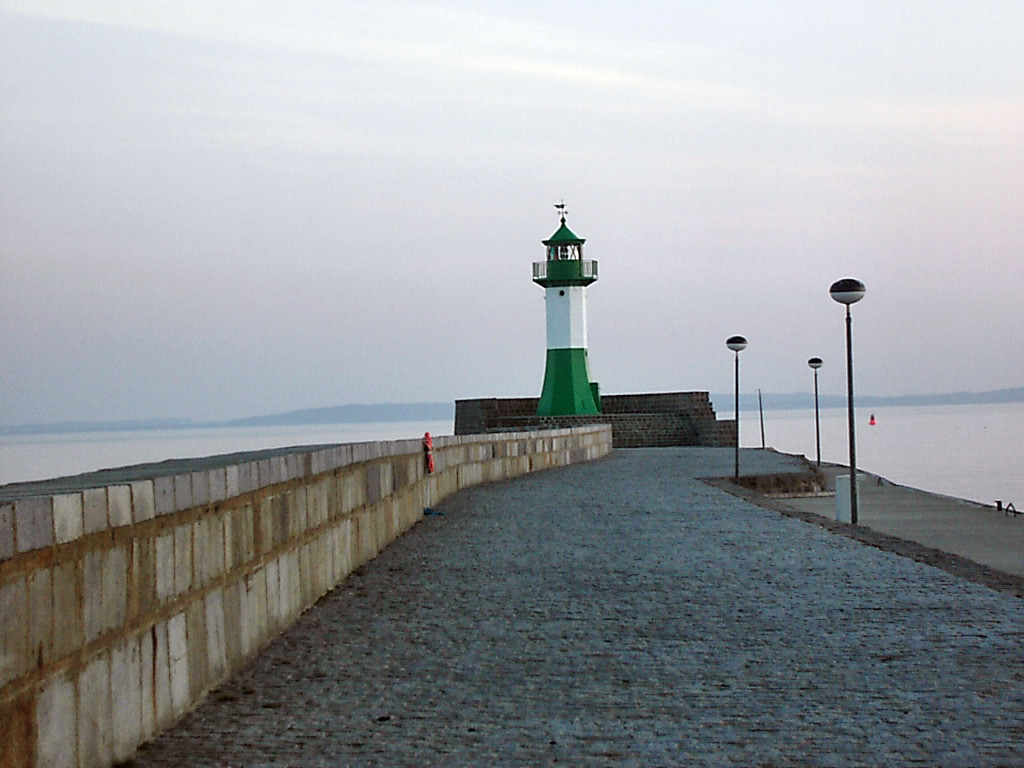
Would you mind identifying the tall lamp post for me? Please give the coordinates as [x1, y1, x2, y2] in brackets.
[829, 278, 866, 524]
[726, 335, 748, 482]
[807, 357, 823, 467]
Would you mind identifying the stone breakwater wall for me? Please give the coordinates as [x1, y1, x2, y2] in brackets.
[0, 425, 612, 768]
[455, 392, 735, 448]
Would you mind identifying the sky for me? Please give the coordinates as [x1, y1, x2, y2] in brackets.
[1, 1, 1022, 425]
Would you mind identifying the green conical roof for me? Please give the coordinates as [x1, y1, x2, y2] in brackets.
[543, 219, 585, 246]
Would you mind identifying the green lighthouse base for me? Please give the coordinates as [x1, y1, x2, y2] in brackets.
[536, 348, 602, 416]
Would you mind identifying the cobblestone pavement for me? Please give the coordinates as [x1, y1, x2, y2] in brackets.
[129, 448, 1024, 767]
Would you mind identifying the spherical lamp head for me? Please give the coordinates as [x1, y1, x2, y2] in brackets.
[807, 356, 823, 370]
[726, 335, 748, 353]
[829, 278, 866, 305]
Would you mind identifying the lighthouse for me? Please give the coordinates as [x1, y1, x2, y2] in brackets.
[533, 203, 601, 416]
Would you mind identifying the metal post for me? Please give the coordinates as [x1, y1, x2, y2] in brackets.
[830, 277, 864, 525]
[813, 368, 821, 467]
[726, 335, 747, 483]
[845, 306, 858, 524]
[758, 389, 765, 449]
[734, 351, 740, 482]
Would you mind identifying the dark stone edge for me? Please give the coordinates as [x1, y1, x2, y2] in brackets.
[706, 477, 1024, 600]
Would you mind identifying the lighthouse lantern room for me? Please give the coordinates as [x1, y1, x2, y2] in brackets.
[533, 203, 602, 416]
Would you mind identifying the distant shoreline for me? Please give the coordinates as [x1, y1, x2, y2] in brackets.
[711, 386, 1024, 414]
[3, 387, 1022, 436]
[0, 403, 455, 437]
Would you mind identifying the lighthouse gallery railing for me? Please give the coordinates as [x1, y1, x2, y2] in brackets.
[532, 259, 598, 281]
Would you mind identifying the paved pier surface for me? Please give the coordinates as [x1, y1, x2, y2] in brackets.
[779, 464, 1024, 578]
[131, 448, 1024, 767]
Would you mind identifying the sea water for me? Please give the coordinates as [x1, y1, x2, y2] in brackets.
[0, 421, 453, 487]
[749, 401, 1024, 506]
[2, 404, 1021, 506]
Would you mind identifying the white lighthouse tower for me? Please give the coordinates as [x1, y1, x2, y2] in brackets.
[533, 203, 601, 416]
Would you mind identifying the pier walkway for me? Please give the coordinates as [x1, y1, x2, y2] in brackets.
[130, 448, 1024, 766]
[778, 463, 1024, 579]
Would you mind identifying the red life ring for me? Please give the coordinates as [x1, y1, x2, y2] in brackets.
[423, 432, 435, 474]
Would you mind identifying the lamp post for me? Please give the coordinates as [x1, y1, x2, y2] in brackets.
[829, 278, 865, 524]
[807, 357, 823, 467]
[726, 335, 748, 482]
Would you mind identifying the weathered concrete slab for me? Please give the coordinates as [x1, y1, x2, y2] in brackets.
[0, 443, 344, 502]
[778, 463, 1024, 577]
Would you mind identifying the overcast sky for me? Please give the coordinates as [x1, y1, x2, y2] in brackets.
[1, 1, 1022, 425]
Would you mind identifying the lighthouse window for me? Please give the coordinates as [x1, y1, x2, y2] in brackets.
[559, 290, 565, 296]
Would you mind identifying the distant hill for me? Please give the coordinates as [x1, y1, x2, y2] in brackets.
[220, 402, 454, 427]
[3, 388, 1021, 435]
[1, 402, 454, 436]
[710, 386, 1024, 413]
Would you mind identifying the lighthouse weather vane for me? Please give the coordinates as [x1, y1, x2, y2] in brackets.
[554, 200, 568, 223]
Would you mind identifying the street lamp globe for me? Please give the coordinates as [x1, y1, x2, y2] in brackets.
[829, 278, 866, 306]
[808, 356, 823, 370]
[726, 335, 748, 353]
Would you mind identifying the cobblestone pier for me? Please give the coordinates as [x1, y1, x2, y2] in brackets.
[130, 448, 1024, 766]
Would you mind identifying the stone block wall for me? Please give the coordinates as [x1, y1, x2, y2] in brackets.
[0, 425, 611, 768]
[454, 392, 735, 448]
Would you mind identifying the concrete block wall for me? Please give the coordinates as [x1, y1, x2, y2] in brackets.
[0, 425, 612, 768]
[454, 392, 734, 447]
[454, 413, 694, 448]
[600, 392, 714, 415]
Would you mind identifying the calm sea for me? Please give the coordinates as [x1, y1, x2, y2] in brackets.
[0, 421, 453, 487]
[746, 401, 1024, 506]
[2, 404, 1021, 506]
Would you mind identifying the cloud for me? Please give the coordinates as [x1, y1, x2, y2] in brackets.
[2, 0, 1023, 424]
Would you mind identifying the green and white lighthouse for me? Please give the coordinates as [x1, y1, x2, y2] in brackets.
[533, 203, 602, 416]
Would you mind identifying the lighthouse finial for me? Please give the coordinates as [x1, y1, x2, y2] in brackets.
[554, 200, 567, 224]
